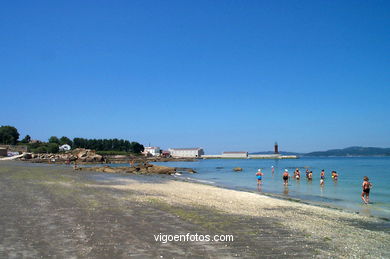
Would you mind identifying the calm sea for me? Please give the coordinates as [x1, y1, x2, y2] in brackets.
[151, 157, 390, 219]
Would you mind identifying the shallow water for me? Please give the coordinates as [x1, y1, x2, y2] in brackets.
[149, 157, 390, 219]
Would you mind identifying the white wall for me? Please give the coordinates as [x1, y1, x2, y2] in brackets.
[169, 149, 203, 158]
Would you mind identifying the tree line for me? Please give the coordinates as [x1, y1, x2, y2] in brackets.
[0, 125, 144, 154]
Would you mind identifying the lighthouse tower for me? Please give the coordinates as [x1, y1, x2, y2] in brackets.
[274, 142, 279, 154]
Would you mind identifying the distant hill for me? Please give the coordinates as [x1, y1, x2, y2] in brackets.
[304, 146, 390, 157]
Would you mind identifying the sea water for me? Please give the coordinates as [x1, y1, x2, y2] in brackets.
[151, 157, 390, 219]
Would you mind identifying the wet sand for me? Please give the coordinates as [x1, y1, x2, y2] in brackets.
[0, 161, 389, 258]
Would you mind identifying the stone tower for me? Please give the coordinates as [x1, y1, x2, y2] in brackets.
[274, 142, 279, 154]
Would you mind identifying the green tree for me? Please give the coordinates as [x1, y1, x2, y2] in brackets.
[32, 146, 47, 153]
[20, 135, 31, 143]
[48, 136, 60, 144]
[0, 125, 19, 145]
[130, 142, 144, 153]
[59, 136, 72, 146]
[47, 143, 59, 153]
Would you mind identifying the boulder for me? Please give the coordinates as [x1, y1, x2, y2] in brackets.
[233, 167, 243, 172]
[23, 153, 32, 159]
[186, 168, 197, 173]
[147, 165, 176, 175]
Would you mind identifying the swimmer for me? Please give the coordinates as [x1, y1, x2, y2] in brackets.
[305, 169, 310, 179]
[361, 176, 373, 204]
[295, 169, 300, 180]
[320, 169, 325, 185]
[256, 169, 264, 185]
[282, 169, 289, 186]
[332, 171, 338, 181]
[308, 171, 313, 180]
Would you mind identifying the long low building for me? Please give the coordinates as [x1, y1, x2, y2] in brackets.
[168, 148, 204, 158]
[222, 151, 248, 158]
[202, 153, 298, 159]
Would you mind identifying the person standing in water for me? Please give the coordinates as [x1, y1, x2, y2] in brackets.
[256, 169, 264, 185]
[295, 169, 301, 180]
[332, 171, 339, 181]
[271, 166, 275, 174]
[283, 169, 289, 186]
[361, 176, 373, 204]
[308, 171, 313, 181]
[320, 170, 325, 185]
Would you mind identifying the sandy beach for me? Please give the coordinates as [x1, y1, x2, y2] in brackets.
[0, 161, 389, 258]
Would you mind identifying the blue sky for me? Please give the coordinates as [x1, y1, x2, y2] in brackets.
[1, 0, 389, 153]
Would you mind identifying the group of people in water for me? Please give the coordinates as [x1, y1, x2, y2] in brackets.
[256, 167, 338, 186]
[255, 166, 373, 204]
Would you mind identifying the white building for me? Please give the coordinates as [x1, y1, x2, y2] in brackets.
[222, 151, 248, 158]
[143, 146, 161, 156]
[168, 148, 204, 158]
[59, 144, 72, 151]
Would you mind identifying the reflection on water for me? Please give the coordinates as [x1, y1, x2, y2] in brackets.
[283, 186, 289, 195]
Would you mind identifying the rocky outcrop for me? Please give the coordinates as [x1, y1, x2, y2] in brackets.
[148, 165, 176, 174]
[21, 148, 104, 163]
[23, 153, 32, 159]
[84, 163, 176, 175]
[72, 148, 103, 162]
[186, 168, 197, 173]
[233, 167, 243, 172]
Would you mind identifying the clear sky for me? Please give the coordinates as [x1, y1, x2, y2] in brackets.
[1, 0, 389, 154]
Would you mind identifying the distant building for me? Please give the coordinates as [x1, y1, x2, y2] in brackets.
[274, 142, 279, 154]
[0, 148, 7, 157]
[161, 150, 171, 158]
[0, 145, 27, 153]
[222, 151, 248, 158]
[168, 148, 204, 158]
[59, 144, 72, 151]
[143, 146, 161, 157]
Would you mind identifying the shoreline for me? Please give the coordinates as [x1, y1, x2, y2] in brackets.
[1, 161, 389, 257]
[88, 170, 390, 257]
[172, 175, 390, 222]
[79, 161, 390, 221]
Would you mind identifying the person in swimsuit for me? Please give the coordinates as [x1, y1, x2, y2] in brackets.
[283, 169, 289, 186]
[320, 170, 325, 185]
[271, 166, 275, 174]
[295, 169, 300, 180]
[308, 171, 313, 180]
[256, 169, 264, 185]
[305, 169, 310, 179]
[361, 176, 373, 204]
[332, 171, 338, 181]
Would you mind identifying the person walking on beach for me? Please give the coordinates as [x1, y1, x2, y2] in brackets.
[256, 169, 264, 185]
[361, 176, 373, 204]
[320, 170, 325, 185]
[283, 169, 289, 186]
